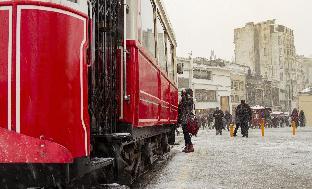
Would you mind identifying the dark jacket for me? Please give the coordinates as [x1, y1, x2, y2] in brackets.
[178, 94, 194, 125]
[235, 103, 252, 123]
[213, 110, 224, 125]
[224, 112, 232, 123]
[299, 110, 305, 121]
[291, 109, 299, 122]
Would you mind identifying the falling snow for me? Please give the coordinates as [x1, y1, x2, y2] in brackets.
[134, 127, 312, 189]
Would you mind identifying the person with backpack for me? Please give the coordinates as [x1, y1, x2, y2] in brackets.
[234, 100, 252, 137]
[178, 89, 195, 153]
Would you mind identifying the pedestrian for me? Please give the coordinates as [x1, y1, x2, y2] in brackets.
[288, 115, 292, 127]
[207, 112, 214, 130]
[264, 108, 272, 128]
[197, 114, 203, 130]
[233, 100, 252, 137]
[201, 115, 208, 130]
[213, 107, 224, 135]
[203, 115, 208, 129]
[224, 111, 232, 131]
[291, 108, 299, 128]
[281, 115, 288, 128]
[272, 116, 278, 128]
[178, 89, 194, 153]
[299, 110, 306, 127]
[222, 117, 227, 131]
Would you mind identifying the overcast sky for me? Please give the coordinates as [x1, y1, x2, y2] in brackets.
[162, 0, 312, 60]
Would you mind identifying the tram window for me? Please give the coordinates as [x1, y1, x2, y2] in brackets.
[140, 0, 156, 58]
[156, 15, 167, 73]
[67, 0, 77, 3]
[167, 39, 174, 80]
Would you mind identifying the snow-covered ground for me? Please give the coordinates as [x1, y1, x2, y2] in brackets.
[135, 127, 312, 189]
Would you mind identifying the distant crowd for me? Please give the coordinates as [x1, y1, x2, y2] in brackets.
[197, 107, 306, 130]
[177, 88, 307, 153]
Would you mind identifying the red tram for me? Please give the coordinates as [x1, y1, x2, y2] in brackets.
[0, 0, 178, 187]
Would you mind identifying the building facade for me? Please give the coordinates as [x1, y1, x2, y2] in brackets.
[298, 88, 312, 127]
[234, 20, 297, 111]
[227, 63, 249, 112]
[300, 56, 312, 88]
[177, 57, 232, 115]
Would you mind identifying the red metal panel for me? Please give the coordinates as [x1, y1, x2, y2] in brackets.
[170, 84, 178, 124]
[0, 8, 10, 130]
[160, 73, 170, 123]
[121, 42, 137, 124]
[19, 7, 89, 158]
[121, 41, 178, 127]
[0, 1, 88, 18]
[0, 9, 9, 129]
[138, 50, 160, 126]
[0, 127, 73, 163]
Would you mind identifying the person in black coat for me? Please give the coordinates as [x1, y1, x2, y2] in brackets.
[299, 110, 306, 127]
[178, 89, 194, 153]
[207, 112, 214, 129]
[234, 100, 252, 137]
[213, 107, 224, 135]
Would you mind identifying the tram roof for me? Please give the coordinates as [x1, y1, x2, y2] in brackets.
[0, 0, 88, 15]
[155, 0, 177, 47]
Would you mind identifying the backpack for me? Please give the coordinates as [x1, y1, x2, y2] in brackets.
[186, 114, 199, 136]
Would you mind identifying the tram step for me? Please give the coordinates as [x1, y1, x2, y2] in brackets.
[92, 183, 130, 189]
[90, 157, 114, 168]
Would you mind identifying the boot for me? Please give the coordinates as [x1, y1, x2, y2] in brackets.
[182, 146, 188, 152]
[185, 144, 194, 153]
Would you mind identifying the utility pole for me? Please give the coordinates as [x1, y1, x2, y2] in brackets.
[188, 52, 195, 114]
[188, 51, 194, 93]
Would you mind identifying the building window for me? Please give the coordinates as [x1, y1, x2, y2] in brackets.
[239, 82, 244, 91]
[194, 69, 212, 80]
[140, 0, 156, 58]
[195, 89, 216, 102]
[178, 78, 189, 89]
[235, 95, 239, 103]
[177, 63, 183, 74]
[231, 95, 234, 102]
[234, 81, 239, 91]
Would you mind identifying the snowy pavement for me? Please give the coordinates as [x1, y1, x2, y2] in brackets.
[134, 127, 312, 189]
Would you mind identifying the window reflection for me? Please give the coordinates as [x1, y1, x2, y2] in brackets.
[141, 0, 156, 57]
[139, 0, 176, 82]
[167, 39, 174, 80]
[157, 15, 167, 73]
